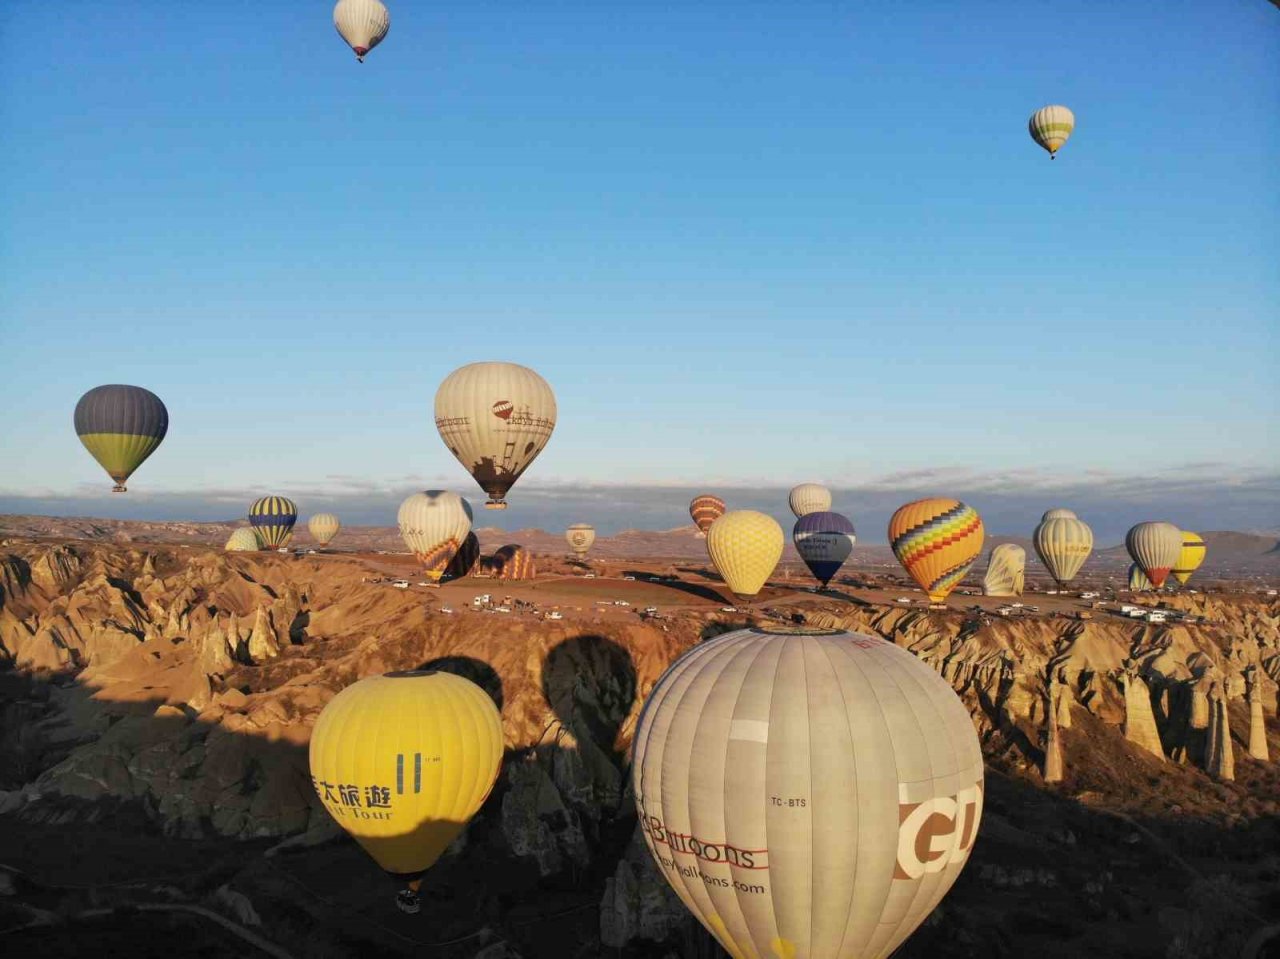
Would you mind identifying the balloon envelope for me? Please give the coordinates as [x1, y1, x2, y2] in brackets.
[1125, 522, 1182, 589]
[792, 511, 856, 588]
[633, 625, 983, 959]
[983, 543, 1025, 597]
[333, 0, 389, 61]
[565, 523, 596, 557]
[707, 510, 784, 597]
[1029, 105, 1075, 157]
[74, 385, 168, 492]
[224, 528, 261, 552]
[398, 491, 473, 581]
[309, 671, 503, 879]
[888, 499, 984, 604]
[308, 513, 341, 547]
[249, 496, 298, 549]
[689, 495, 727, 536]
[1033, 511, 1093, 586]
[492, 544, 536, 580]
[434, 362, 556, 510]
[1128, 563, 1153, 592]
[1172, 531, 1206, 586]
[788, 483, 832, 518]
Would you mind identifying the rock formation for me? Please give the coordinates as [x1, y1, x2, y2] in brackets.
[1246, 665, 1269, 762]
[1120, 665, 1165, 760]
[1204, 681, 1235, 781]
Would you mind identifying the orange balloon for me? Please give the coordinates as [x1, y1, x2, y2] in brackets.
[888, 498, 984, 604]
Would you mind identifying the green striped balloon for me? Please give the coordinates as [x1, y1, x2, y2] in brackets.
[1029, 105, 1075, 158]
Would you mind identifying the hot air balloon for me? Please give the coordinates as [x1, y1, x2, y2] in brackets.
[74, 385, 168, 493]
[224, 528, 261, 552]
[1128, 563, 1153, 592]
[689, 495, 726, 537]
[308, 513, 341, 548]
[309, 671, 503, 914]
[788, 483, 832, 518]
[444, 532, 481, 579]
[888, 498, 984, 605]
[249, 496, 298, 549]
[1029, 105, 1075, 159]
[1033, 508, 1093, 587]
[333, 0, 389, 63]
[706, 510, 783, 598]
[633, 624, 983, 959]
[1172, 531, 1206, 586]
[398, 491, 473, 582]
[792, 511, 856, 589]
[434, 362, 557, 510]
[983, 543, 1025, 597]
[565, 523, 596, 558]
[1125, 522, 1182, 589]
[492, 544, 535, 580]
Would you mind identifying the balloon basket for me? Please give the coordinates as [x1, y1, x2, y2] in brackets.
[111, 484, 127, 493]
[485, 501, 508, 510]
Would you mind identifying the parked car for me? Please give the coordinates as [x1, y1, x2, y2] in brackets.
[392, 580, 409, 589]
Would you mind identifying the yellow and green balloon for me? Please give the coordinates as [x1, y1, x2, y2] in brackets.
[74, 385, 168, 493]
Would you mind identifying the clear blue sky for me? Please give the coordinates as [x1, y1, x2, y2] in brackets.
[1, 1, 1276, 535]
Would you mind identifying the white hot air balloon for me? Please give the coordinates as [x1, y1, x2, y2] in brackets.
[225, 528, 261, 552]
[634, 625, 983, 959]
[434, 362, 557, 510]
[308, 512, 341, 548]
[333, 0, 390, 63]
[1029, 105, 1075, 159]
[1033, 509, 1093, 587]
[788, 483, 832, 518]
[983, 543, 1025, 597]
[397, 491, 473, 581]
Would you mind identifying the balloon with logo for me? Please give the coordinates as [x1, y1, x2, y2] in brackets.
[435, 362, 557, 510]
[309, 670, 503, 915]
[308, 513, 341, 548]
[1171, 531, 1206, 586]
[74, 384, 169, 493]
[1033, 508, 1093, 587]
[333, 0, 390, 63]
[888, 498, 984, 605]
[1125, 521, 1182, 589]
[1029, 105, 1075, 159]
[689, 494, 726, 537]
[565, 523, 595, 559]
[398, 491, 473, 581]
[983, 543, 1025, 597]
[633, 624, 983, 959]
[249, 496, 298, 549]
[792, 511, 856, 589]
[788, 483, 831, 518]
[706, 510, 784, 597]
[224, 528, 261, 552]
[1128, 563, 1152, 592]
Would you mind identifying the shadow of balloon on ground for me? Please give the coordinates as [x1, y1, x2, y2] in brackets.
[417, 655, 505, 712]
[630, 571, 732, 606]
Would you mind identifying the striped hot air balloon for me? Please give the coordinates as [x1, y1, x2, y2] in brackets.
[74, 385, 169, 492]
[706, 510, 784, 597]
[249, 496, 298, 549]
[1125, 522, 1182, 589]
[1171, 531, 1206, 586]
[1029, 105, 1075, 158]
[308, 513, 341, 547]
[792, 511, 856, 588]
[982, 543, 1025, 597]
[689, 495, 726, 537]
[1128, 563, 1153, 592]
[398, 491, 473, 581]
[1033, 509, 1093, 587]
[333, 0, 390, 63]
[444, 532, 481, 579]
[788, 483, 832, 519]
[224, 528, 261, 552]
[888, 498, 985, 605]
[492, 544, 535, 580]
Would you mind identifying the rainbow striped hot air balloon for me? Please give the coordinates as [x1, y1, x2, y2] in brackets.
[249, 496, 298, 549]
[689, 494, 726, 537]
[888, 498, 985, 605]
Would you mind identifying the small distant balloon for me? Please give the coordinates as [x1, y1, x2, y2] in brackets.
[249, 496, 298, 549]
[1033, 509, 1093, 587]
[983, 543, 1025, 597]
[1171, 531, 1206, 586]
[333, 0, 390, 63]
[689, 494, 726, 537]
[565, 523, 596, 558]
[788, 483, 831, 518]
[1029, 105, 1075, 159]
[308, 513, 341, 547]
[224, 528, 261, 552]
[1128, 562, 1153, 592]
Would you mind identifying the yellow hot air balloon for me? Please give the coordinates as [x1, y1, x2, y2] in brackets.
[333, 0, 390, 63]
[1029, 105, 1075, 159]
[1033, 508, 1093, 587]
[309, 671, 503, 914]
[706, 510, 783, 597]
[434, 362, 557, 510]
[983, 543, 1025, 597]
[308, 513, 341, 548]
[788, 483, 832, 518]
[1128, 563, 1152, 592]
[565, 523, 596, 558]
[1125, 521, 1182, 589]
[397, 491, 473, 582]
[224, 528, 261, 552]
[1172, 531, 1206, 586]
[888, 498, 984, 605]
[634, 625, 984, 959]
